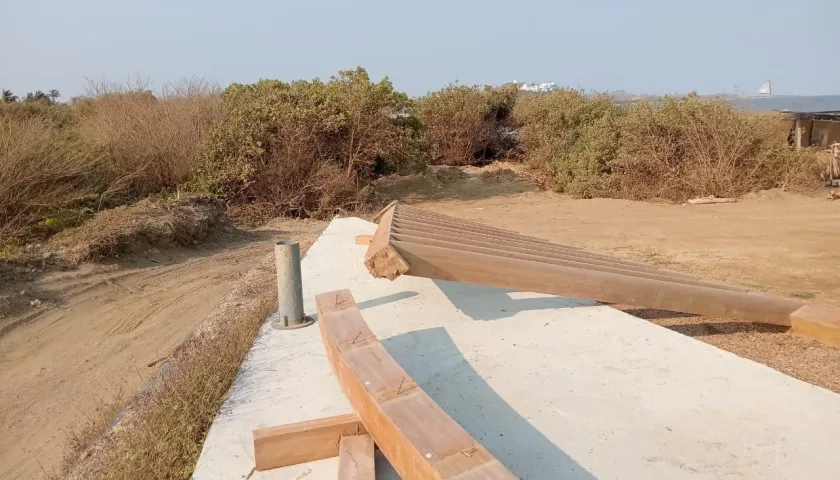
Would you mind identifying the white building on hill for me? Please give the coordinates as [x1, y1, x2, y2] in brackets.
[514, 80, 557, 92]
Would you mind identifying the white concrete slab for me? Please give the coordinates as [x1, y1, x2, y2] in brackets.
[194, 217, 840, 480]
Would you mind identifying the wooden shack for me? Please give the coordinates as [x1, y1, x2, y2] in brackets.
[785, 111, 840, 148]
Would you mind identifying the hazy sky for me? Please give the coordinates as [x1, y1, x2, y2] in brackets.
[1, 0, 837, 98]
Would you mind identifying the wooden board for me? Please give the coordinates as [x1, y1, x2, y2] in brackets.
[355, 235, 373, 245]
[253, 413, 366, 471]
[316, 289, 517, 480]
[338, 434, 375, 480]
[364, 201, 840, 346]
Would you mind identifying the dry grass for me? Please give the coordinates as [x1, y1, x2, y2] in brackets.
[425, 165, 470, 186]
[77, 79, 225, 200]
[0, 114, 103, 239]
[0, 79, 224, 242]
[480, 167, 517, 184]
[59, 236, 323, 479]
[48, 196, 227, 264]
[53, 394, 125, 478]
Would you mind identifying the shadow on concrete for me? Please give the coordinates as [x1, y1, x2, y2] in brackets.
[382, 327, 597, 479]
[357, 291, 419, 311]
[433, 279, 597, 321]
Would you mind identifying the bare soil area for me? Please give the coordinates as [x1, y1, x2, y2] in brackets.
[0, 219, 325, 479]
[2, 165, 839, 478]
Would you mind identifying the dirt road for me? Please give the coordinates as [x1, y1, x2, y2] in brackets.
[3, 166, 840, 478]
[0, 220, 324, 479]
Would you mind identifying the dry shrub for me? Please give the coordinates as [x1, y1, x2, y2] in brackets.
[49, 196, 226, 264]
[76, 79, 225, 200]
[421, 165, 469, 187]
[480, 167, 517, 184]
[415, 84, 518, 166]
[615, 96, 820, 201]
[193, 68, 421, 218]
[514, 91, 821, 201]
[513, 89, 621, 197]
[0, 113, 104, 239]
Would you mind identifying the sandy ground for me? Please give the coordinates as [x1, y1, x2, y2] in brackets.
[2, 165, 840, 478]
[0, 220, 325, 479]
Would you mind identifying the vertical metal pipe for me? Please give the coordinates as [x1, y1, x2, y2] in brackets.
[273, 240, 308, 329]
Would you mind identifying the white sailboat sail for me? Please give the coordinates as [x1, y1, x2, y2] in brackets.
[758, 80, 772, 96]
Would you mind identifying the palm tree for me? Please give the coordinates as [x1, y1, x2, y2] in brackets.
[48, 89, 60, 103]
[1, 89, 17, 102]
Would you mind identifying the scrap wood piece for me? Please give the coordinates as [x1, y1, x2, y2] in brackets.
[338, 434, 375, 480]
[364, 201, 840, 346]
[684, 195, 738, 205]
[355, 235, 373, 245]
[253, 413, 367, 471]
[790, 305, 840, 347]
[364, 200, 409, 280]
[316, 289, 517, 480]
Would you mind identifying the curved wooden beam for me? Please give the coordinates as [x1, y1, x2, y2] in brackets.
[316, 289, 518, 480]
[365, 201, 840, 346]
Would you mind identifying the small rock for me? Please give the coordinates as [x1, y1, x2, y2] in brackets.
[42, 252, 53, 260]
[30, 299, 42, 308]
[20, 290, 26, 296]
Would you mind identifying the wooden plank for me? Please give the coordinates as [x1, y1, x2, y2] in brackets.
[795, 119, 802, 150]
[316, 290, 517, 480]
[393, 240, 802, 326]
[253, 413, 366, 471]
[390, 232, 744, 291]
[394, 206, 684, 274]
[684, 196, 738, 205]
[372, 200, 398, 222]
[338, 434, 375, 480]
[355, 235, 373, 245]
[790, 305, 840, 347]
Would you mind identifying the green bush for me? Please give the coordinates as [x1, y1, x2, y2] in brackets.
[614, 95, 819, 201]
[192, 68, 422, 218]
[513, 89, 622, 197]
[415, 83, 518, 166]
[514, 91, 820, 201]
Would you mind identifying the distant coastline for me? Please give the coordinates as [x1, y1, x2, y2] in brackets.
[514, 85, 840, 113]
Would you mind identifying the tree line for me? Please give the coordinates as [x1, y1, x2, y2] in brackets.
[2, 89, 61, 104]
